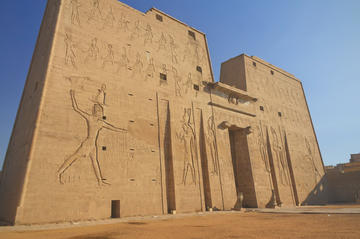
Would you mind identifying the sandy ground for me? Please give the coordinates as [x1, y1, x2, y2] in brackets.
[1, 209, 360, 239]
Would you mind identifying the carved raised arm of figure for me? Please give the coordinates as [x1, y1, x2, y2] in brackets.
[70, 90, 89, 118]
[103, 121, 126, 132]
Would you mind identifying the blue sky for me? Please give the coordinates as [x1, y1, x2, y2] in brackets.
[0, 0, 359, 168]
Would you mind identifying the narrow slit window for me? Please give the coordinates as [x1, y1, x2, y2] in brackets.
[188, 30, 196, 40]
[253, 62, 257, 67]
[270, 70, 274, 75]
[278, 112, 282, 117]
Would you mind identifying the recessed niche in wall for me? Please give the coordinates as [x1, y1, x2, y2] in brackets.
[196, 66, 202, 73]
[193, 84, 199, 91]
[188, 30, 196, 40]
[111, 200, 120, 218]
[160, 73, 167, 81]
[102, 116, 107, 120]
[156, 14, 163, 22]
[260, 106, 264, 111]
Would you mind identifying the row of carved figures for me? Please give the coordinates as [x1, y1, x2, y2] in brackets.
[58, 77, 218, 186]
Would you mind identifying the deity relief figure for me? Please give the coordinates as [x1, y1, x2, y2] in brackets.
[130, 20, 142, 40]
[184, 73, 192, 94]
[91, 84, 106, 106]
[304, 137, 322, 185]
[176, 108, 197, 185]
[144, 24, 153, 45]
[88, 0, 102, 22]
[183, 33, 206, 65]
[58, 89, 126, 186]
[70, 0, 81, 26]
[256, 125, 270, 174]
[172, 67, 182, 97]
[270, 127, 289, 186]
[84, 38, 99, 64]
[169, 35, 178, 64]
[116, 47, 130, 73]
[64, 33, 77, 68]
[102, 44, 115, 69]
[132, 53, 143, 77]
[117, 13, 130, 32]
[145, 58, 155, 80]
[102, 6, 116, 29]
[206, 116, 219, 175]
[158, 33, 167, 51]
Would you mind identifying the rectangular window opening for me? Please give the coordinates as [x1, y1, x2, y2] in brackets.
[102, 146, 107, 151]
[278, 112, 282, 117]
[193, 84, 200, 91]
[156, 14, 163, 22]
[111, 200, 120, 218]
[271, 70, 274, 75]
[252, 62, 257, 67]
[196, 66, 202, 73]
[160, 73, 167, 81]
[188, 30, 196, 40]
[260, 106, 264, 111]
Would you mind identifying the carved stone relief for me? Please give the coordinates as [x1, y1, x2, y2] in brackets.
[84, 37, 100, 64]
[102, 43, 115, 69]
[117, 13, 130, 32]
[69, 0, 81, 26]
[145, 58, 155, 81]
[116, 46, 130, 73]
[169, 34, 178, 64]
[88, 0, 102, 23]
[64, 33, 77, 68]
[270, 127, 289, 186]
[176, 108, 197, 185]
[58, 79, 127, 186]
[132, 53, 143, 77]
[102, 6, 116, 29]
[304, 137, 322, 185]
[172, 67, 182, 97]
[144, 24, 153, 45]
[158, 33, 167, 51]
[184, 73, 192, 94]
[130, 20, 142, 40]
[206, 116, 219, 175]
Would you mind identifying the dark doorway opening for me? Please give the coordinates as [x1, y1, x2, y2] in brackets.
[111, 200, 120, 218]
[229, 128, 257, 207]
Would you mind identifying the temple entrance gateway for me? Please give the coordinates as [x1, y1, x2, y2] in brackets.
[229, 128, 257, 208]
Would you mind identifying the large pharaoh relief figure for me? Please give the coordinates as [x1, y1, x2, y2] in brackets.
[58, 77, 127, 186]
[206, 116, 219, 175]
[176, 108, 198, 185]
[304, 137, 322, 186]
[255, 124, 271, 178]
[270, 127, 290, 186]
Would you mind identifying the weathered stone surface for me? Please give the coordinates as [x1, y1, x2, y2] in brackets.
[326, 157, 360, 203]
[0, 0, 325, 225]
